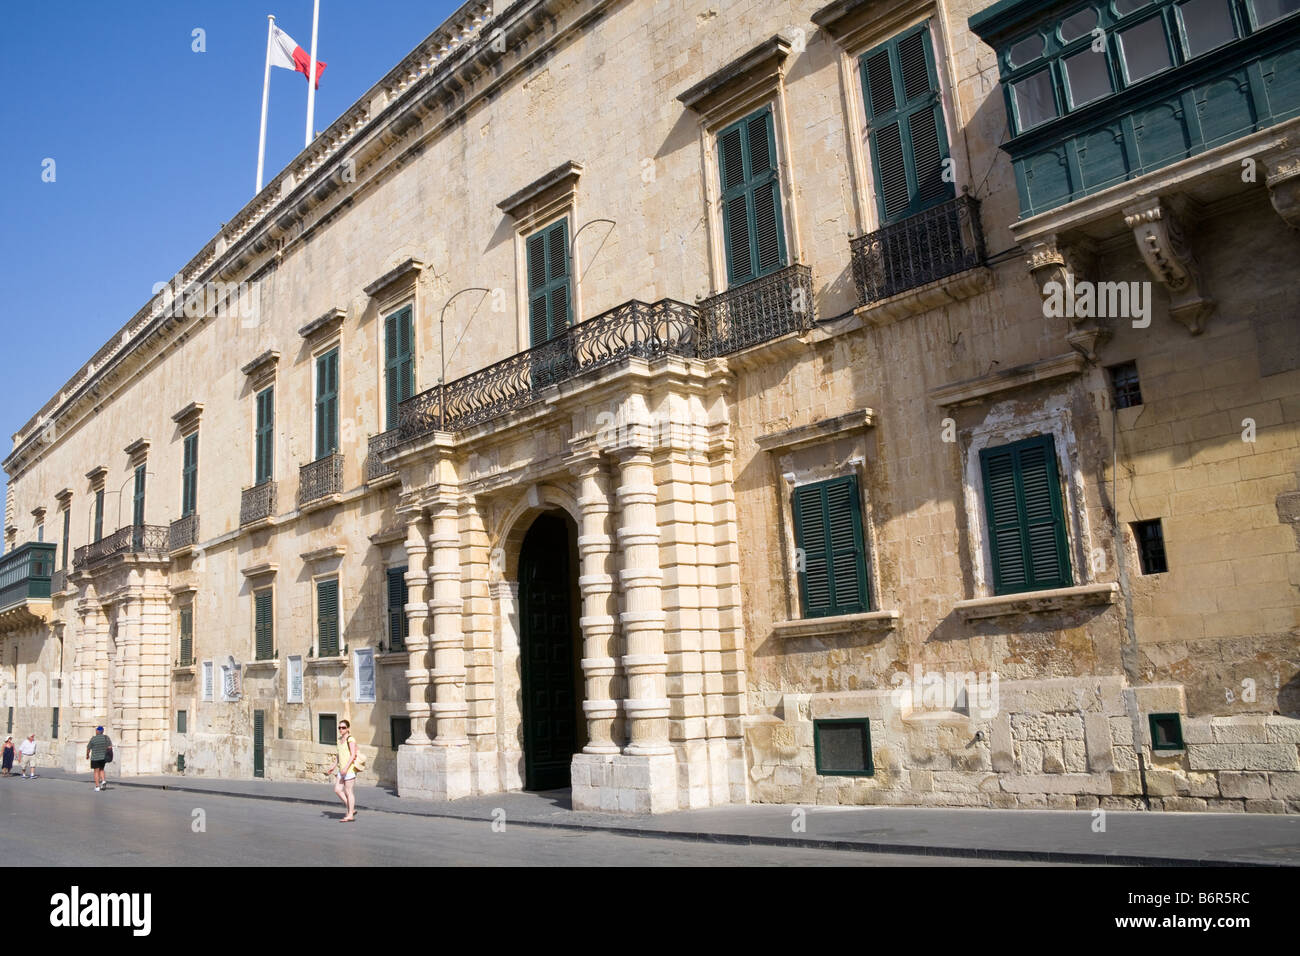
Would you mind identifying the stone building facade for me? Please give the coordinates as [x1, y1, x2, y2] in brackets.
[2, 0, 1298, 813]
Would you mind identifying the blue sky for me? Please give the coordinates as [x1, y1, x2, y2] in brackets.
[0, 0, 461, 543]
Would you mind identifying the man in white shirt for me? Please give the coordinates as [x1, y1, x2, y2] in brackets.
[18, 734, 37, 778]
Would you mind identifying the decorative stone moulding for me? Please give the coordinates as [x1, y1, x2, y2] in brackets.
[363, 258, 426, 301]
[239, 562, 279, 579]
[497, 163, 583, 220]
[771, 609, 901, 640]
[1122, 197, 1214, 335]
[1023, 234, 1109, 360]
[1261, 143, 1300, 230]
[298, 307, 347, 342]
[54, 488, 73, 504]
[756, 408, 876, 454]
[928, 352, 1085, 407]
[301, 544, 346, 565]
[170, 402, 205, 431]
[85, 465, 108, 485]
[676, 34, 791, 117]
[954, 582, 1120, 621]
[240, 350, 281, 378]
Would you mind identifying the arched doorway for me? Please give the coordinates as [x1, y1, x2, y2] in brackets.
[517, 510, 584, 790]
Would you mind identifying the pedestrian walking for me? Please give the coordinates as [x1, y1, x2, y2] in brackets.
[87, 726, 113, 791]
[323, 718, 361, 822]
[1, 735, 14, 776]
[18, 734, 37, 778]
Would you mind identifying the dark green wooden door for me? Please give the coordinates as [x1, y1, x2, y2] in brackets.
[253, 709, 265, 779]
[518, 514, 578, 791]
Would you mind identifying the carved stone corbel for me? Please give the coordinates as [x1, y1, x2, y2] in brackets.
[1261, 143, 1300, 230]
[1025, 233, 1108, 360]
[1122, 196, 1214, 335]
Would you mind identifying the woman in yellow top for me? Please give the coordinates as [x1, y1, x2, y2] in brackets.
[324, 718, 359, 822]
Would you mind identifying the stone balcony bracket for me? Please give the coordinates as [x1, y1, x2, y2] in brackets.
[1122, 196, 1214, 335]
[1261, 143, 1300, 230]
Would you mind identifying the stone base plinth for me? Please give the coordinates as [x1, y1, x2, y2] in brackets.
[571, 752, 678, 813]
[397, 742, 472, 800]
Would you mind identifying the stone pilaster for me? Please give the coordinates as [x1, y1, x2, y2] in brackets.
[115, 595, 141, 777]
[401, 513, 433, 746]
[575, 455, 621, 754]
[460, 496, 498, 794]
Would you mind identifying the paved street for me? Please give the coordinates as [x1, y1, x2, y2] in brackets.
[1, 776, 1070, 866]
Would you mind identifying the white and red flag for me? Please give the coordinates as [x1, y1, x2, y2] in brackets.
[270, 24, 326, 88]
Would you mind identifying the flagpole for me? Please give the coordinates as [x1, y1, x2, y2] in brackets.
[305, 0, 320, 147]
[256, 15, 275, 194]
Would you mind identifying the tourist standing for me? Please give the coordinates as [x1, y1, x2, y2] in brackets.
[323, 718, 359, 822]
[1, 735, 14, 776]
[18, 734, 37, 778]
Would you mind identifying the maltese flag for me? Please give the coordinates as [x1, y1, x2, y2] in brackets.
[270, 25, 326, 88]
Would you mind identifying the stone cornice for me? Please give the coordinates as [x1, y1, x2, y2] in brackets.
[240, 562, 279, 579]
[240, 350, 281, 380]
[54, 488, 73, 504]
[300, 544, 346, 564]
[85, 466, 108, 485]
[677, 35, 792, 116]
[170, 402, 205, 430]
[363, 258, 425, 299]
[298, 307, 347, 342]
[123, 438, 151, 462]
[812, 0, 934, 50]
[755, 408, 876, 453]
[498, 162, 584, 219]
[928, 352, 1086, 407]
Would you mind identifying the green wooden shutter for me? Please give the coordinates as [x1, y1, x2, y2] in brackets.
[255, 387, 274, 484]
[860, 22, 954, 224]
[61, 507, 70, 572]
[718, 107, 787, 286]
[94, 489, 104, 542]
[317, 577, 340, 657]
[315, 350, 339, 459]
[526, 220, 572, 347]
[182, 432, 198, 517]
[793, 475, 871, 618]
[179, 606, 193, 665]
[980, 435, 1073, 595]
[254, 589, 274, 660]
[133, 464, 146, 527]
[387, 566, 409, 652]
[384, 307, 415, 430]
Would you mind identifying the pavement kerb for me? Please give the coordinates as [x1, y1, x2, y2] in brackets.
[81, 774, 1289, 868]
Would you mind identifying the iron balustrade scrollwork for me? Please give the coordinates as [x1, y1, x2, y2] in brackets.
[50, 569, 68, 595]
[365, 430, 404, 481]
[240, 481, 277, 526]
[697, 264, 815, 358]
[298, 453, 344, 506]
[71, 525, 169, 570]
[398, 298, 699, 441]
[850, 193, 987, 306]
[169, 513, 200, 551]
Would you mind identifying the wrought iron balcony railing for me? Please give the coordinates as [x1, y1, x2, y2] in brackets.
[365, 429, 403, 481]
[169, 513, 200, 551]
[399, 298, 698, 440]
[298, 453, 344, 507]
[240, 481, 276, 526]
[697, 264, 815, 358]
[0, 542, 56, 612]
[72, 525, 169, 571]
[850, 193, 986, 307]
[50, 569, 68, 595]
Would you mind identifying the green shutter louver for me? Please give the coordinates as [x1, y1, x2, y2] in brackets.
[526, 220, 571, 347]
[132, 465, 147, 527]
[255, 387, 274, 485]
[179, 606, 193, 665]
[385, 307, 415, 430]
[61, 508, 70, 573]
[980, 435, 1073, 595]
[860, 22, 954, 224]
[254, 589, 274, 660]
[793, 475, 871, 618]
[182, 432, 199, 517]
[315, 350, 339, 460]
[718, 107, 787, 286]
[317, 577, 340, 657]
[387, 566, 408, 652]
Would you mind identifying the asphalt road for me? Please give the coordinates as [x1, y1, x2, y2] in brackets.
[0, 776, 1070, 866]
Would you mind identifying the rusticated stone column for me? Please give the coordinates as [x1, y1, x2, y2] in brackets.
[575, 455, 621, 754]
[613, 449, 672, 757]
[428, 497, 468, 745]
[402, 512, 433, 746]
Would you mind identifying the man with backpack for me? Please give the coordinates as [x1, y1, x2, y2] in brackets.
[87, 726, 113, 791]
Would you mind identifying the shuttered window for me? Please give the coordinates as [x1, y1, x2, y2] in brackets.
[94, 489, 104, 542]
[384, 306, 415, 430]
[179, 606, 193, 665]
[387, 566, 408, 652]
[132, 464, 147, 527]
[182, 432, 199, 517]
[317, 576, 340, 658]
[860, 22, 955, 224]
[255, 387, 274, 485]
[979, 435, 1073, 595]
[319, 713, 338, 747]
[792, 475, 871, 618]
[61, 507, 70, 573]
[254, 589, 274, 661]
[315, 349, 339, 460]
[526, 219, 572, 347]
[717, 107, 787, 286]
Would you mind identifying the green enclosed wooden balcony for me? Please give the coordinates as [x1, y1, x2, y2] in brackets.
[0, 542, 56, 629]
[970, 0, 1300, 217]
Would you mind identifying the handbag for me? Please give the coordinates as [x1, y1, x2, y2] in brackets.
[105, 745, 114, 763]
